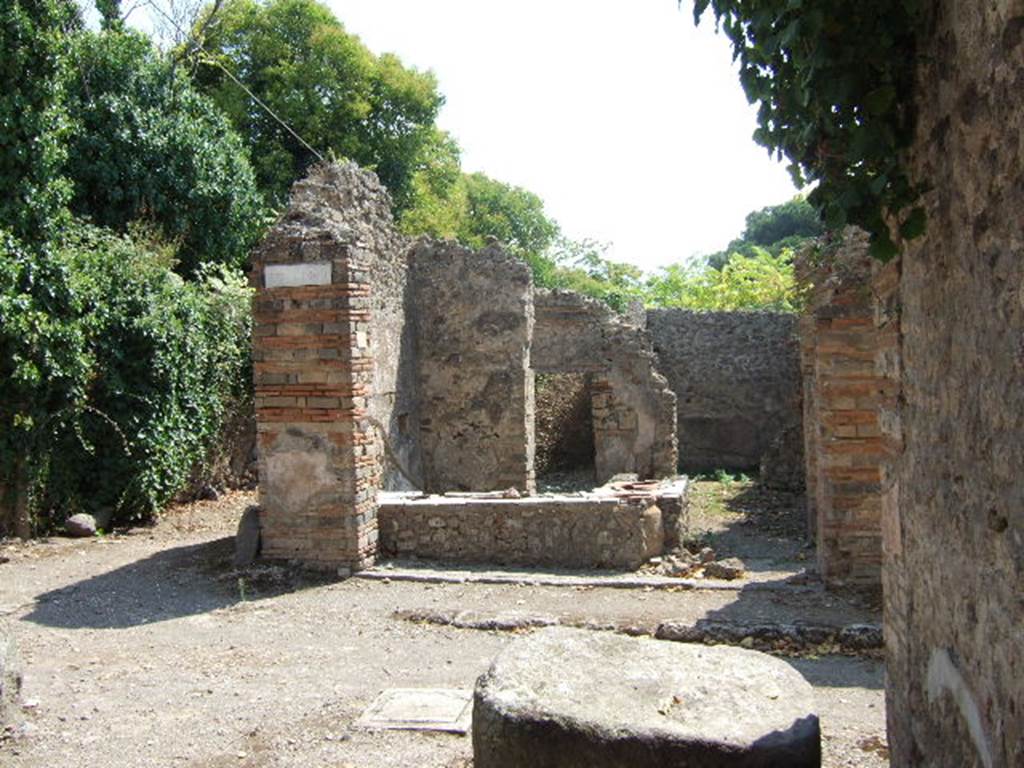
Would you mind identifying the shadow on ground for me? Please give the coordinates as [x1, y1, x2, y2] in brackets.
[23, 536, 330, 630]
[683, 477, 812, 576]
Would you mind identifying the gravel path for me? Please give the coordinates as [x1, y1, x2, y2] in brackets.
[0, 489, 889, 767]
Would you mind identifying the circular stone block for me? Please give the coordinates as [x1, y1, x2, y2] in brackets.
[473, 627, 820, 768]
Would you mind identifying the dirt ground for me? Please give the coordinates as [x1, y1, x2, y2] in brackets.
[0, 480, 889, 767]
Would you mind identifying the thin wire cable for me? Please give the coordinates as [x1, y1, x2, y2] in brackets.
[143, 0, 326, 164]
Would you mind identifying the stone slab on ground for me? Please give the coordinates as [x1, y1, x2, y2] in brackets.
[473, 626, 820, 767]
[0, 618, 21, 728]
[355, 561, 817, 592]
[233, 505, 261, 567]
[354, 688, 472, 734]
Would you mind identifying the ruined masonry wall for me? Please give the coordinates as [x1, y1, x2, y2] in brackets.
[250, 165, 383, 570]
[410, 242, 536, 493]
[533, 290, 677, 483]
[281, 165, 422, 491]
[798, 231, 886, 590]
[883, 2, 1024, 765]
[646, 310, 801, 474]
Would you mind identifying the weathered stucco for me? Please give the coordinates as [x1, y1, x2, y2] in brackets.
[411, 241, 536, 494]
[646, 309, 801, 474]
[882, 2, 1024, 766]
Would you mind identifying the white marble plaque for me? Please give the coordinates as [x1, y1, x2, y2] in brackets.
[264, 262, 332, 288]
[354, 688, 473, 733]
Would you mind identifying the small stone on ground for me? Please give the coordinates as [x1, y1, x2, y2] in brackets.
[63, 514, 97, 538]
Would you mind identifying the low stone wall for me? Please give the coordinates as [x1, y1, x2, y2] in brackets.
[646, 309, 801, 474]
[378, 492, 664, 569]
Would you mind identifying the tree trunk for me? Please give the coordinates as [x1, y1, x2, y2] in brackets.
[12, 457, 31, 540]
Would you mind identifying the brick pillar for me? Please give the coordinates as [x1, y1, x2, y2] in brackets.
[251, 232, 380, 572]
[798, 230, 886, 591]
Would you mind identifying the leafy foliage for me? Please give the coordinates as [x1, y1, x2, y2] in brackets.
[0, 0, 78, 245]
[396, 129, 468, 240]
[0, 224, 252, 531]
[647, 247, 800, 311]
[455, 173, 561, 281]
[545, 238, 647, 313]
[692, 0, 925, 259]
[193, 0, 443, 212]
[743, 196, 824, 248]
[64, 29, 266, 274]
[707, 195, 822, 269]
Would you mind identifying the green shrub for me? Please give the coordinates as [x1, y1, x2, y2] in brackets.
[64, 30, 267, 275]
[0, 223, 252, 532]
[0, 0, 78, 244]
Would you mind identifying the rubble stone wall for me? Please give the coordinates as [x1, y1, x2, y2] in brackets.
[534, 373, 595, 477]
[646, 310, 801, 474]
[798, 231, 886, 590]
[251, 164, 382, 570]
[883, 2, 1024, 765]
[378, 493, 664, 569]
[533, 291, 677, 483]
[410, 242, 536, 494]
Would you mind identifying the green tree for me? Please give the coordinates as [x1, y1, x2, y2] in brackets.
[397, 129, 468, 239]
[742, 196, 823, 248]
[456, 172, 561, 282]
[547, 238, 647, 312]
[647, 247, 799, 311]
[193, 0, 442, 211]
[64, 29, 266, 274]
[707, 196, 822, 269]
[0, 0, 78, 245]
[692, 0, 925, 258]
[1, 224, 253, 534]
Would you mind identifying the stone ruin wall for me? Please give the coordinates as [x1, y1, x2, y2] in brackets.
[882, 2, 1024, 765]
[533, 372, 594, 478]
[532, 290, 677, 483]
[250, 165, 383, 570]
[645, 310, 802, 476]
[410, 241, 535, 494]
[250, 163, 684, 572]
[797, 230, 887, 591]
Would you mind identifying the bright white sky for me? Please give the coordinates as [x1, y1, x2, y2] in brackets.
[116, 0, 799, 272]
[327, 0, 799, 272]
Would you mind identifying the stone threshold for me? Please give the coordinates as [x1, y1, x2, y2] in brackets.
[394, 607, 883, 657]
[354, 561, 816, 593]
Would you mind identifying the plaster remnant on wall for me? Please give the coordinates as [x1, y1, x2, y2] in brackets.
[926, 648, 993, 768]
[411, 241, 536, 494]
